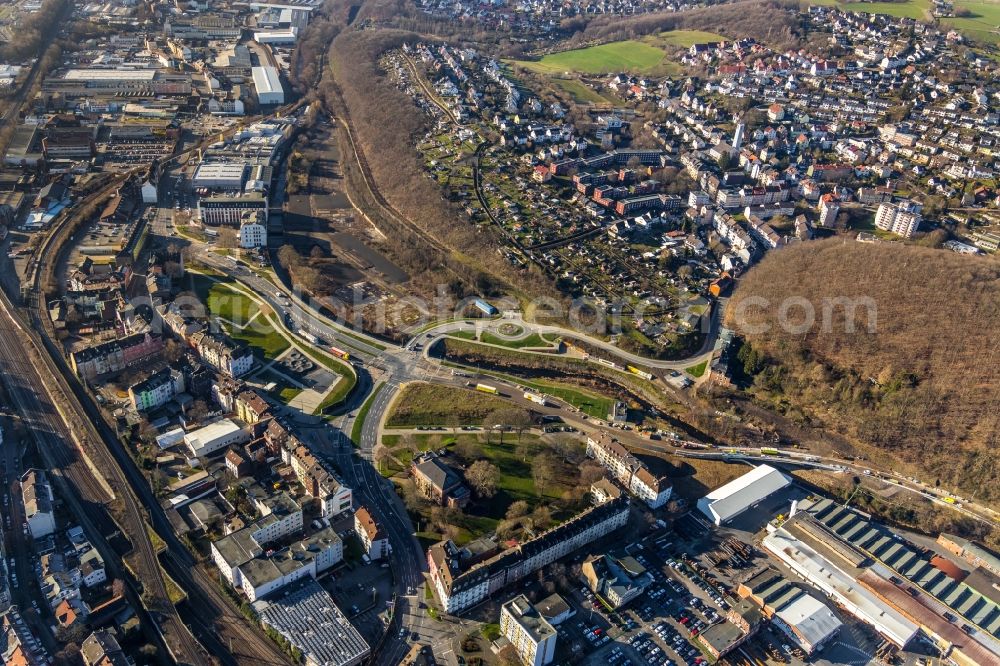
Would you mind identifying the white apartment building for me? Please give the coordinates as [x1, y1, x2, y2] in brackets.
[428, 496, 629, 613]
[198, 193, 268, 226]
[354, 507, 388, 561]
[586, 434, 672, 508]
[238, 212, 267, 248]
[875, 201, 921, 238]
[500, 595, 557, 666]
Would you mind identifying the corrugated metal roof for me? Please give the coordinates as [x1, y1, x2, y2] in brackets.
[697, 465, 791, 524]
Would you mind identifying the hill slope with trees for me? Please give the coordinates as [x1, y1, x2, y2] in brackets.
[725, 239, 1000, 501]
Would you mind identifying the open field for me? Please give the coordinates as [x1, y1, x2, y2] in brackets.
[385, 383, 515, 427]
[513, 31, 728, 77]
[550, 77, 614, 104]
[945, 2, 1000, 45]
[513, 40, 668, 75]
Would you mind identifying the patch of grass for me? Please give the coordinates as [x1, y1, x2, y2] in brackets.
[208, 284, 253, 323]
[447, 330, 478, 341]
[550, 77, 614, 104]
[812, 0, 932, 20]
[512, 40, 669, 75]
[386, 383, 513, 427]
[479, 332, 553, 349]
[279, 386, 303, 402]
[223, 314, 290, 361]
[944, 1, 1000, 46]
[685, 360, 708, 378]
[162, 568, 187, 605]
[177, 225, 207, 242]
[351, 382, 385, 446]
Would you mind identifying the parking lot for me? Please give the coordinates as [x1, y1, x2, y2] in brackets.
[545, 531, 731, 666]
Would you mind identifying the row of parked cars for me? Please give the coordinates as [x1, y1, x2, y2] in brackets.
[665, 558, 729, 610]
[653, 621, 706, 666]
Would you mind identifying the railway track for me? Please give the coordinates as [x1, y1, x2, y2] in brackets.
[0, 290, 211, 666]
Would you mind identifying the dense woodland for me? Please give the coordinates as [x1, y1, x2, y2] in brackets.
[726, 240, 1000, 502]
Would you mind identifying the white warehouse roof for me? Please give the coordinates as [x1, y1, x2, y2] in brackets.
[774, 593, 842, 650]
[762, 526, 919, 648]
[64, 68, 156, 81]
[251, 66, 283, 96]
[697, 464, 791, 525]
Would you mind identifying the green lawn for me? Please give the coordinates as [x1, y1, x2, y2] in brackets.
[479, 332, 554, 349]
[351, 382, 385, 446]
[197, 277, 290, 361]
[685, 360, 708, 378]
[223, 314, 290, 361]
[808, 0, 931, 19]
[551, 77, 614, 104]
[810, 0, 1000, 45]
[513, 40, 669, 75]
[208, 284, 253, 323]
[945, 1, 1000, 45]
[279, 386, 303, 402]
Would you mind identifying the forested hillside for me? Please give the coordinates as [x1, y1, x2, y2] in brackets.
[725, 239, 1000, 501]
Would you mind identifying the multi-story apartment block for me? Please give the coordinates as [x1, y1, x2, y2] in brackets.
[874, 200, 921, 238]
[427, 495, 629, 614]
[198, 192, 268, 226]
[586, 433, 672, 508]
[817, 193, 839, 227]
[128, 367, 185, 411]
[191, 332, 254, 377]
[70, 333, 164, 381]
[354, 507, 389, 561]
[500, 595, 557, 666]
[238, 211, 268, 248]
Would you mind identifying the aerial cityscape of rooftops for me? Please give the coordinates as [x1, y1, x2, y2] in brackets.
[0, 0, 998, 665]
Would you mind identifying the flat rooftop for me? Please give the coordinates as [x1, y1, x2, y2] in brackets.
[254, 578, 369, 666]
[251, 66, 283, 95]
[762, 522, 919, 648]
[64, 68, 157, 81]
